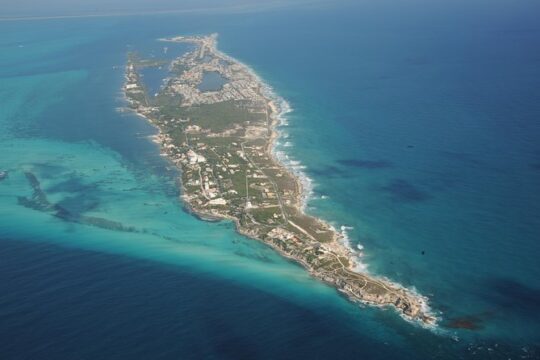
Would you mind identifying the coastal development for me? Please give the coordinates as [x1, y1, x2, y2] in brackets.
[124, 34, 436, 325]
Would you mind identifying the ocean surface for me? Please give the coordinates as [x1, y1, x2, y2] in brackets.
[1, 1, 540, 358]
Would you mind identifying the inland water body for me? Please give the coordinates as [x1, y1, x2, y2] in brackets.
[1, 1, 539, 359]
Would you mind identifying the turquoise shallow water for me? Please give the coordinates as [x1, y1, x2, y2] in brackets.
[1, 1, 539, 358]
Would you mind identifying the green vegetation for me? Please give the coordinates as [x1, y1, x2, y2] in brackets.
[250, 206, 281, 225]
[188, 101, 264, 132]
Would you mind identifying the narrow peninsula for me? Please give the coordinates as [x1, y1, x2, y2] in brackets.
[124, 34, 436, 325]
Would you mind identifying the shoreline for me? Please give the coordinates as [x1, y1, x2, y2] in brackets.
[267, 103, 438, 328]
[125, 34, 438, 327]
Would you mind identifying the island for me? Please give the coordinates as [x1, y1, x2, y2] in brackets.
[124, 34, 436, 325]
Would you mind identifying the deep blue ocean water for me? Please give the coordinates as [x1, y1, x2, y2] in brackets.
[1, 1, 539, 358]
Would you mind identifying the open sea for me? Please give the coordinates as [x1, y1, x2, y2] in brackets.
[1, 1, 539, 358]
